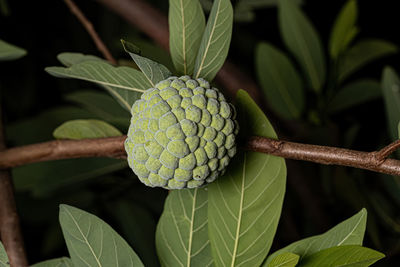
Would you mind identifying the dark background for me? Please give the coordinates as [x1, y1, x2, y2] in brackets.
[1, 0, 400, 266]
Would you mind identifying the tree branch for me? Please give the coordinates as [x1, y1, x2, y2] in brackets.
[0, 108, 28, 267]
[1, 136, 400, 177]
[63, 0, 117, 65]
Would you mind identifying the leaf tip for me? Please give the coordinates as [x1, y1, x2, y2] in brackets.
[121, 39, 141, 55]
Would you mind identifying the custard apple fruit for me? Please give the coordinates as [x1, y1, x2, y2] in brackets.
[125, 75, 239, 189]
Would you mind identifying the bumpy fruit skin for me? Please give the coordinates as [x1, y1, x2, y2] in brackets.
[125, 75, 239, 189]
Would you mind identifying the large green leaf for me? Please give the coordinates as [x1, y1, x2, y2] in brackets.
[208, 90, 287, 267]
[382, 66, 400, 140]
[256, 42, 305, 119]
[156, 188, 212, 267]
[193, 0, 233, 81]
[121, 40, 171, 86]
[278, 0, 326, 92]
[0, 241, 9, 267]
[46, 61, 150, 111]
[264, 208, 367, 266]
[339, 39, 398, 82]
[299, 245, 384, 267]
[59, 204, 144, 267]
[57, 52, 104, 67]
[329, 0, 358, 59]
[327, 79, 381, 114]
[31, 257, 73, 267]
[0, 39, 26, 61]
[65, 90, 130, 130]
[53, 119, 122, 140]
[267, 252, 299, 267]
[169, 0, 205, 75]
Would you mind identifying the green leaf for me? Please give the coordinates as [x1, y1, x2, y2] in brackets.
[121, 40, 171, 86]
[57, 52, 104, 67]
[0, 241, 9, 267]
[208, 90, 287, 267]
[267, 252, 299, 267]
[59, 204, 144, 267]
[382, 66, 400, 141]
[13, 158, 127, 196]
[278, 0, 326, 92]
[0, 39, 26, 61]
[156, 188, 212, 267]
[327, 79, 381, 113]
[53, 119, 122, 140]
[339, 39, 398, 82]
[169, 0, 205, 75]
[329, 0, 358, 59]
[256, 42, 305, 119]
[193, 0, 233, 81]
[265, 208, 367, 266]
[31, 257, 74, 267]
[299, 245, 384, 267]
[46, 61, 150, 111]
[65, 90, 130, 130]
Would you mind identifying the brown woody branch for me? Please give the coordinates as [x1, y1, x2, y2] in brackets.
[63, 0, 117, 65]
[1, 135, 400, 177]
[0, 108, 28, 267]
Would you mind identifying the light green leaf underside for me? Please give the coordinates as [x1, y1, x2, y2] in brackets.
[265, 208, 367, 266]
[59, 204, 144, 267]
[299, 245, 384, 267]
[328, 79, 381, 114]
[46, 60, 150, 111]
[53, 119, 122, 140]
[278, 0, 326, 92]
[0, 241, 9, 267]
[256, 42, 304, 119]
[339, 39, 398, 82]
[121, 40, 171, 86]
[194, 0, 233, 81]
[0, 39, 26, 61]
[156, 188, 212, 267]
[267, 252, 299, 267]
[57, 52, 104, 67]
[382, 66, 400, 141]
[208, 90, 287, 267]
[329, 0, 358, 59]
[31, 257, 74, 267]
[169, 0, 205, 75]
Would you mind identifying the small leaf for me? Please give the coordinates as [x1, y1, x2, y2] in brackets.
[65, 90, 130, 130]
[267, 252, 299, 267]
[46, 61, 150, 111]
[169, 0, 205, 75]
[265, 208, 367, 265]
[299, 245, 384, 267]
[327, 79, 381, 113]
[193, 0, 233, 81]
[31, 257, 73, 267]
[156, 188, 212, 267]
[382, 66, 400, 141]
[53, 119, 122, 140]
[0, 241, 10, 266]
[339, 39, 398, 82]
[0, 39, 26, 61]
[278, 0, 326, 92]
[121, 40, 171, 86]
[59, 204, 144, 267]
[208, 90, 287, 267]
[57, 52, 104, 67]
[256, 42, 305, 119]
[329, 0, 358, 59]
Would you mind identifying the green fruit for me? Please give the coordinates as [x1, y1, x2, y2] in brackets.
[125, 75, 239, 189]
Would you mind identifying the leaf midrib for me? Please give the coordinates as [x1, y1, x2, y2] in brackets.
[187, 189, 197, 267]
[180, 0, 187, 74]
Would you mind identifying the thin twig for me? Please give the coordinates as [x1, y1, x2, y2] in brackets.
[375, 139, 400, 162]
[0, 107, 28, 267]
[63, 0, 117, 65]
[1, 135, 400, 177]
